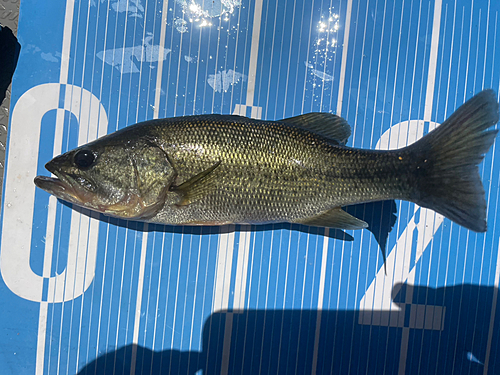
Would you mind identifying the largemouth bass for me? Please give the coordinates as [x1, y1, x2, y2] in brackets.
[34, 90, 499, 232]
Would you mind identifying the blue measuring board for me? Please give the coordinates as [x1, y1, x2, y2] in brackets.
[1, 0, 499, 374]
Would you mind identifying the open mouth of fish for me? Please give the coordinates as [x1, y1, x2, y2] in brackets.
[34, 173, 84, 205]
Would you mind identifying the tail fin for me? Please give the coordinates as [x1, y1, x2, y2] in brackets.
[410, 90, 499, 232]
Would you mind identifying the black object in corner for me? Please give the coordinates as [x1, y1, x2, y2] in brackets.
[0, 25, 20, 105]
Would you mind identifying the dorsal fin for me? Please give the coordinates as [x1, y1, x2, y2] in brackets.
[281, 113, 351, 144]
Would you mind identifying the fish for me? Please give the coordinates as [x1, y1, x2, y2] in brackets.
[34, 90, 499, 233]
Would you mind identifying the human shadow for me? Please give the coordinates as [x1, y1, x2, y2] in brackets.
[77, 283, 499, 375]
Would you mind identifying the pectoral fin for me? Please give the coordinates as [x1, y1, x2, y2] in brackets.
[296, 207, 368, 230]
[171, 161, 221, 206]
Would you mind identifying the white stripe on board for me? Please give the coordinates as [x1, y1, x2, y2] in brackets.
[483, 239, 500, 374]
[153, 0, 170, 119]
[35, 302, 49, 375]
[130, 1, 169, 372]
[233, 227, 252, 310]
[130, 224, 150, 374]
[336, 0, 354, 114]
[245, 0, 264, 107]
[423, 0, 443, 122]
[213, 231, 236, 311]
[311, 228, 330, 375]
[59, 0, 76, 85]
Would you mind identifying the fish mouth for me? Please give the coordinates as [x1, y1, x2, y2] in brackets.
[34, 174, 85, 205]
[34, 158, 87, 204]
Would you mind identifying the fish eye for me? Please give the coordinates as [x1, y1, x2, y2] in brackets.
[74, 149, 96, 169]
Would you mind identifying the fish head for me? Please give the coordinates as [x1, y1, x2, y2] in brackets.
[34, 137, 177, 220]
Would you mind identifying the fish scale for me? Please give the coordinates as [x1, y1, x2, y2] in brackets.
[142, 116, 412, 225]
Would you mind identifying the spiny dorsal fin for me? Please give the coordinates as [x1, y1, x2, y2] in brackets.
[295, 207, 368, 230]
[171, 161, 221, 206]
[281, 113, 351, 145]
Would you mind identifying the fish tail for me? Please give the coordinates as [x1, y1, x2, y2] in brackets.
[409, 90, 499, 232]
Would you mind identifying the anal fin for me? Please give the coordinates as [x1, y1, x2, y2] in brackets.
[296, 207, 369, 230]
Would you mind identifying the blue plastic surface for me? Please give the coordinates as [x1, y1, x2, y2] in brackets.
[1, 0, 500, 374]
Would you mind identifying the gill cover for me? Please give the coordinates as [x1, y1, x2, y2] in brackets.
[103, 142, 176, 219]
